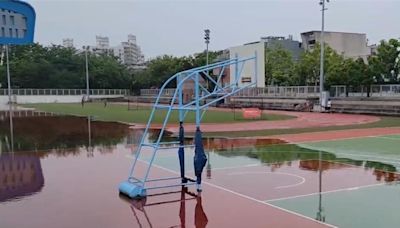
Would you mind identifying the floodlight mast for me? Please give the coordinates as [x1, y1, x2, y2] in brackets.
[319, 0, 329, 108]
[204, 29, 210, 66]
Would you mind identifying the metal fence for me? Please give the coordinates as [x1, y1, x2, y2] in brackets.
[234, 86, 320, 98]
[331, 85, 400, 97]
[0, 89, 129, 96]
[140, 86, 319, 98]
[141, 85, 400, 98]
[140, 88, 176, 97]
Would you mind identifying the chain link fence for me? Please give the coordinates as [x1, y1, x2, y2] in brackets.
[0, 89, 129, 96]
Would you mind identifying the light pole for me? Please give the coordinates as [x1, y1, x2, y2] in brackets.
[395, 44, 400, 80]
[319, 0, 329, 108]
[204, 29, 210, 66]
[83, 46, 90, 101]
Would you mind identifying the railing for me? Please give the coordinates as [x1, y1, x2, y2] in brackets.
[331, 85, 400, 97]
[140, 88, 176, 97]
[0, 89, 129, 96]
[234, 86, 320, 98]
[141, 86, 320, 98]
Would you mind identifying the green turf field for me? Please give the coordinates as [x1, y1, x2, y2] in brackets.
[23, 103, 294, 124]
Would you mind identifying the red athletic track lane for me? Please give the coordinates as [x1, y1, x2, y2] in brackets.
[164, 110, 380, 133]
[267, 127, 400, 143]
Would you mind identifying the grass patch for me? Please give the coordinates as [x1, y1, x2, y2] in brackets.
[202, 116, 400, 137]
[24, 102, 294, 124]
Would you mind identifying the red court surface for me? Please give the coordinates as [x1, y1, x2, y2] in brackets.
[130, 161, 333, 228]
[165, 110, 380, 133]
[0, 151, 332, 228]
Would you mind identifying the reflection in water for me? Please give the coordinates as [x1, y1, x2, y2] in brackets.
[316, 152, 325, 223]
[87, 116, 93, 157]
[0, 153, 44, 202]
[0, 115, 129, 155]
[222, 144, 400, 182]
[121, 187, 208, 228]
[206, 150, 212, 179]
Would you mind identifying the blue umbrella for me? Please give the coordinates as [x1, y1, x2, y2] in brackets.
[194, 127, 207, 189]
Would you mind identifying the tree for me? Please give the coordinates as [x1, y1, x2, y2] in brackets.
[265, 46, 295, 86]
[130, 51, 221, 92]
[0, 44, 131, 89]
[294, 43, 344, 88]
[370, 39, 400, 83]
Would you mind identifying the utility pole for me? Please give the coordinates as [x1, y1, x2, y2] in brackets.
[319, 0, 329, 108]
[84, 46, 90, 100]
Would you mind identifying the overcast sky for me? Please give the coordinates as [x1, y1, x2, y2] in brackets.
[26, 0, 400, 59]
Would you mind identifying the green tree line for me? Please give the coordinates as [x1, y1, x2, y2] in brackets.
[0, 43, 220, 93]
[265, 38, 400, 93]
[0, 40, 398, 95]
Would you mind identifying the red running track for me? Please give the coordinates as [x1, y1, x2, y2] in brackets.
[165, 110, 380, 133]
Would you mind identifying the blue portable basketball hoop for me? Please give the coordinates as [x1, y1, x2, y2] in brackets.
[0, 0, 36, 45]
[119, 52, 259, 198]
[0, 1, 35, 104]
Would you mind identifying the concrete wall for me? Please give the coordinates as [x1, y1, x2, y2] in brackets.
[0, 95, 124, 104]
[229, 42, 265, 88]
[265, 39, 303, 61]
[301, 31, 370, 60]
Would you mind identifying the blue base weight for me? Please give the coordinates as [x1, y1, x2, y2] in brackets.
[119, 181, 147, 198]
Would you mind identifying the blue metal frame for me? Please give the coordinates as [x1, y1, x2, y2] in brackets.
[0, 0, 36, 45]
[119, 53, 258, 198]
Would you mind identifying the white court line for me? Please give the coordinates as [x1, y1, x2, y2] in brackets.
[227, 171, 306, 189]
[124, 154, 337, 228]
[265, 182, 391, 203]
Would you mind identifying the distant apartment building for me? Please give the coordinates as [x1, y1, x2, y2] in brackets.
[301, 31, 371, 60]
[113, 34, 145, 67]
[96, 35, 109, 49]
[0, 9, 28, 39]
[62, 38, 74, 48]
[91, 35, 112, 55]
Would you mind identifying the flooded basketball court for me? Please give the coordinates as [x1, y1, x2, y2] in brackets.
[1, 113, 400, 228]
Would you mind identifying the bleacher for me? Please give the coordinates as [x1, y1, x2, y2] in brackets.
[331, 99, 400, 116]
[228, 97, 316, 111]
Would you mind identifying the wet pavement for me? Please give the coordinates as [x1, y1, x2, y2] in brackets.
[1, 114, 400, 228]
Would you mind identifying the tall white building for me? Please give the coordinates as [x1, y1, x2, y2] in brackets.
[96, 35, 109, 49]
[114, 34, 144, 67]
[62, 38, 74, 48]
[92, 35, 112, 55]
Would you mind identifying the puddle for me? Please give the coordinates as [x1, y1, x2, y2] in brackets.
[0, 114, 399, 228]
